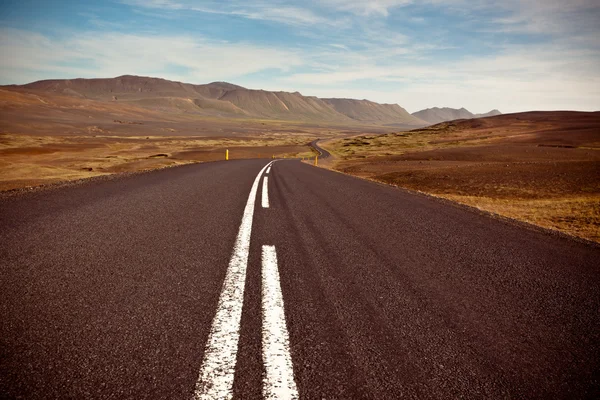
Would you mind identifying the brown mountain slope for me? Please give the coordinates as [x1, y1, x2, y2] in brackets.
[11, 75, 424, 126]
[412, 107, 503, 124]
[323, 98, 426, 127]
[474, 109, 501, 119]
[193, 82, 249, 100]
[22, 75, 201, 100]
[121, 97, 249, 116]
[411, 107, 475, 124]
[215, 89, 349, 122]
[415, 110, 599, 140]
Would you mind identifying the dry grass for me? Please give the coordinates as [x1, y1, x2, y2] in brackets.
[442, 195, 600, 242]
[0, 85, 397, 191]
[322, 112, 600, 243]
[0, 86, 396, 191]
[0, 133, 316, 191]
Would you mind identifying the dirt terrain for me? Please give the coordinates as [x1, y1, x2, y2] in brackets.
[0, 133, 316, 191]
[0, 86, 387, 191]
[12, 75, 427, 127]
[324, 111, 600, 242]
[3, 82, 599, 243]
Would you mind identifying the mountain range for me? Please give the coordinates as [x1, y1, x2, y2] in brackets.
[8, 75, 500, 127]
[412, 107, 502, 125]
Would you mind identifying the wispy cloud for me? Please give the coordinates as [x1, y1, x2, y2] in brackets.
[317, 0, 413, 17]
[230, 6, 341, 27]
[492, 2, 600, 40]
[274, 39, 600, 112]
[1, 0, 598, 112]
[0, 28, 303, 84]
[121, 0, 347, 27]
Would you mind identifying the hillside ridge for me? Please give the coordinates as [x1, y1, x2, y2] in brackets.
[412, 106, 502, 124]
[13, 75, 426, 127]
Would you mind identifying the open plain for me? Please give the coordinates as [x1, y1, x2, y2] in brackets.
[0, 84, 391, 191]
[2, 81, 599, 243]
[323, 111, 600, 242]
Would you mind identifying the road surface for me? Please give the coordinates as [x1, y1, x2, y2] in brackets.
[308, 139, 331, 159]
[1, 159, 598, 399]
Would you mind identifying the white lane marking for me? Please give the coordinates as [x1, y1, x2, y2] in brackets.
[194, 161, 274, 400]
[261, 245, 299, 400]
[262, 176, 269, 209]
[266, 166, 271, 174]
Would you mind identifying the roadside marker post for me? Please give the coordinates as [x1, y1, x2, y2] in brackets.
[226, 149, 229, 160]
[314, 155, 318, 166]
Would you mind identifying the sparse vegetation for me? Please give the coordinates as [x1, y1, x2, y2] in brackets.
[323, 111, 600, 242]
[0, 84, 392, 191]
[0, 133, 322, 190]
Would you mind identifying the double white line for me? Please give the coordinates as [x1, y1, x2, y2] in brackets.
[194, 161, 298, 400]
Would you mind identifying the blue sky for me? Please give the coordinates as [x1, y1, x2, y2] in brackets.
[1, 0, 599, 113]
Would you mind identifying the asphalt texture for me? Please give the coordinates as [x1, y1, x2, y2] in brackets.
[308, 139, 331, 159]
[1, 159, 599, 399]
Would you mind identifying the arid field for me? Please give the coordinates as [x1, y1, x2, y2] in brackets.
[0, 86, 389, 191]
[322, 111, 600, 242]
[2, 81, 599, 243]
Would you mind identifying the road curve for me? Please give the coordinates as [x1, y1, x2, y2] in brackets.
[308, 139, 331, 159]
[1, 159, 598, 399]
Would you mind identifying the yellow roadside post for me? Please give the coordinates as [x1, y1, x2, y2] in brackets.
[226, 149, 229, 160]
[314, 155, 318, 166]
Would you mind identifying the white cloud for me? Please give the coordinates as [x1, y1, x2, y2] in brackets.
[487, 0, 600, 37]
[316, 0, 413, 17]
[2, 1, 599, 113]
[122, 0, 184, 10]
[121, 0, 347, 27]
[0, 28, 303, 84]
[121, 0, 600, 39]
[276, 43, 600, 113]
[229, 6, 338, 27]
[2, 24, 597, 113]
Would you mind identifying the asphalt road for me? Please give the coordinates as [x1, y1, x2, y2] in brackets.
[308, 139, 331, 159]
[1, 159, 598, 399]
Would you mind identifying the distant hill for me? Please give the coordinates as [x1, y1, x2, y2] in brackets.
[412, 107, 501, 124]
[322, 98, 425, 126]
[474, 109, 501, 119]
[15, 75, 427, 127]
